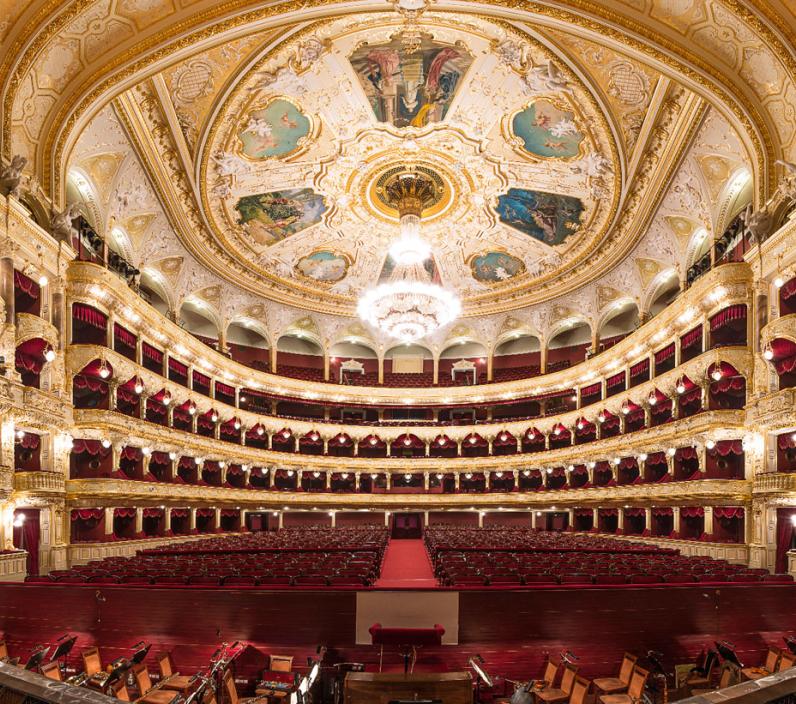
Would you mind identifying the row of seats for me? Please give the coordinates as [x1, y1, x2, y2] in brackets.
[26, 527, 388, 588]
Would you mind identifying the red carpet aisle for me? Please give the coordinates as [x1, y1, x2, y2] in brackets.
[375, 539, 438, 588]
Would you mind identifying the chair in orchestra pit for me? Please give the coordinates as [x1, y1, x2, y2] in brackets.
[593, 653, 638, 696]
[567, 677, 591, 704]
[741, 648, 781, 681]
[223, 669, 259, 704]
[111, 678, 132, 701]
[538, 659, 559, 689]
[82, 647, 107, 688]
[40, 661, 62, 681]
[598, 667, 649, 704]
[690, 666, 736, 696]
[537, 663, 578, 704]
[256, 655, 295, 700]
[156, 652, 194, 694]
[779, 652, 796, 672]
[132, 663, 179, 704]
[685, 649, 719, 691]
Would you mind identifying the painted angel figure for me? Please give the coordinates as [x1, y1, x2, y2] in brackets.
[212, 150, 246, 178]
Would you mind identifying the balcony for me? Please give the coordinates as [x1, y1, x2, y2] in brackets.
[14, 471, 66, 495]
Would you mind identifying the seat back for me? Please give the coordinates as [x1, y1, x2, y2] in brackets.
[111, 679, 131, 701]
[270, 655, 293, 673]
[157, 652, 175, 678]
[561, 664, 579, 695]
[133, 663, 153, 694]
[778, 651, 795, 672]
[41, 661, 62, 681]
[627, 667, 649, 700]
[765, 648, 781, 672]
[618, 653, 638, 684]
[568, 676, 590, 704]
[223, 670, 239, 704]
[83, 648, 102, 676]
[718, 666, 735, 689]
[542, 660, 558, 687]
[0, 641, 8, 660]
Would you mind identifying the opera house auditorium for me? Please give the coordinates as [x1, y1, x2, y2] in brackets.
[2, 2, 796, 704]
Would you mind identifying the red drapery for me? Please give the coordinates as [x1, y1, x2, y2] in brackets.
[119, 446, 141, 461]
[220, 509, 239, 517]
[676, 446, 699, 461]
[711, 440, 743, 456]
[630, 359, 649, 377]
[624, 508, 645, 517]
[168, 357, 188, 375]
[16, 433, 40, 449]
[114, 323, 136, 348]
[581, 382, 601, 397]
[599, 509, 618, 517]
[395, 434, 425, 449]
[680, 326, 702, 349]
[779, 434, 796, 450]
[714, 507, 744, 519]
[652, 508, 673, 516]
[197, 415, 215, 431]
[574, 509, 593, 517]
[142, 342, 163, 363]
[775, 355, 796, 376]
[710, 304, 746, 332]
[681, 507, 704, 518]
[655, 344, 675, 363]
[116, 386, 139, 406]
[73, 374, 108, 394]
[196, 508, 214, 518]
[215, 381, 235, 397]
[710, 376, 746, 394]
[193, 370, 211, 387]
[781, 277, 796, 300]
[73, 303, 107, 329]
[114, 508, 136, 518]
[619, 457, 638, 469]
[142, 508, 163, 518]
[680, 387, 702, 406]
[14, 270, 40, 299]
[776, 508, 796, 572]
[178, 457, 195, 469]
[72, 439, 104, 455]
[606, 372, 625, 389]
[170, 508, 189, 518]
[72, 508, 103, 521]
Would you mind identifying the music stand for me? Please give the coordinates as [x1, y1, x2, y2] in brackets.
[469, 656, 493, 704]
[715, 641, 743, 668]
[24, 646, 48, 671]
[49, 635, 77, 679]
[784, 636, 796, 655]
[131, 643, 151, 665]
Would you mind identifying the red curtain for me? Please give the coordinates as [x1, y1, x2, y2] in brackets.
[168, 357, 188, 375]
[782, 277, 796, 300]
[581, 382, 601, 397]
[215, 381, 235, 397]
[655, 344, 675, 363]
[714, 507, 744, 519]
[12, 509, 40, 575]
[114, 508, 136, 518]
[114, 323, 137, 348]
[72, 439, 103, 455]
[624, 508, 645, 517]
[142, 342, 163, 363]
[221, 509, 239, 517]
[196, 508, 214, 518]
[193, 370, 211, 387]
[17, 433, 40, 449]
[600, 509, 619, 517]
[120, 446, 141, 461]
[652, 508, 673, 516]
[630, 359, 649, 377]
[72, 508, 103, 521]
[73, 374, 108, 394]
[710, 304, 746, 332]
[681, 507, 704, 518]
[606, 372, 625, 389]
[142, 508, 163, 518]
[776, 508, 796, 573]
[73, 303, 107, 329]
[677, 446, 698, 461]
[14, 270, 40, 299]
[712, 440, 743, 456]
[171, 508, 189, 518]
[775, 355, 796, 376]
[681, 326, 702, 349]
[116, 386, 139, 405]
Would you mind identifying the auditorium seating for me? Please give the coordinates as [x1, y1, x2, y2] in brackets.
[424, 528, 786, 587]
[28, 528, 388, 588]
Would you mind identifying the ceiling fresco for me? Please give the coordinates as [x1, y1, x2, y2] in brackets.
[16, 0, 771, 349]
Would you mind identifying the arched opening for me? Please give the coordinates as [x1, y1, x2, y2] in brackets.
[547, 320, 590, 372]
[493, 334, 541, 382]
[438, 341, 487, 386]
[648, 272, 681, 317]
[598, 301, 639, 352]
[686, 227, 712, 287]
[276, 333, 324, 382]
[227, 321, 270, 372]
[178, 300, 220, 351]
[139, 272, 171, 317]
[384, 344, 433, 387]
[330, 341, 378, 385]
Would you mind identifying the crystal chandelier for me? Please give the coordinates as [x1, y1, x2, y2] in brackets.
[358, 172, 460, 343]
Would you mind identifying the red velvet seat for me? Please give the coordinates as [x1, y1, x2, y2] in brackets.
[223, 576, 258, 586]
[188, 575, 221, 585]
[87, 575, 120, 584]
[55, 575, 87, 583]
[762, 574, 794, 582]
[595, 575, 628, 584]
[664, 574, 695, 583]
[629, 575, 661, 584]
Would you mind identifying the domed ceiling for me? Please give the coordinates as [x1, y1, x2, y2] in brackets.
[54, 0, 764, 349]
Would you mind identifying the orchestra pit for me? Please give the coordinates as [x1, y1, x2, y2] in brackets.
[3, 2, 796, 704]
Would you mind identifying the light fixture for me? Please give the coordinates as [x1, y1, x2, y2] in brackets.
[313, 471, 320, 478]
[188, 404, 196, 415]
[775, 275, 785, 289]
[622, 405, 630, 415]
[598, 413, 606, 423]
[341, 473, 349, 479]
[438, 437, 446, 445]
[371, 473, 378, 479]
[195, 456, 203, 464]
[676, 380, 686, 394]
[404, 437, 411, 446]
[38, 273, 48, 287]
[13, 514, 25, 528]
[500, 433, 508, 442]
[357, 171, 460, 341]
[369, 437, 378, 446]
[310, 432, 319, 441]
[706, 439, 716, 450]
[667, 447, 676, 457]
[287, 470, 294, 477]
[256, 426, 264, 435]
[469, 436, 477, 444]
[648, 393, 657, 406]
[162, 393, 171, 406]
[134, 380, 144, 394]
[553, 427, 561, 436]
[234, 419, 241, 430]
[219, 461, 226, 468]
[436, 473, 443, 479]
[142, 447, 151, 456]
[15, 429, 24, 440]
[339, 436, 346, 444]
[711, 368, 723, 381]
[168, 451, 177, 461]
[44, 347, 56, 362]
[465, 472, 472, 479]
[639, 453, 648, 462]
[101, 438, 112, 449]
[764, 347, 774, 360]
[523, 470, 531, 477]
[211, 412, 218, 422]
[577, 420, 584, 430]
[99, 362, 110, 379]
[240, 395, 247, 403]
